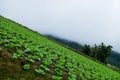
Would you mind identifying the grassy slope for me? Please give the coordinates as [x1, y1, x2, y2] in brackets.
[0, 16, 120, 80]
[45, 34, 120, 71]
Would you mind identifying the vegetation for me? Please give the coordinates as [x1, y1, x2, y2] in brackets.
[0, 16, 120, 80]
[46, 35, 120, 67]
[0, 47, 3, 52]
[23, 64, 30, 70]
[81, 43, 112, 63]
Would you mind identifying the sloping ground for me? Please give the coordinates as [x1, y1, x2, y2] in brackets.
[0, 16, 120, 80]
[0, 48, 47, 80]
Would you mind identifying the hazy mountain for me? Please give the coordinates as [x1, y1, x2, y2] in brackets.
[108, 51, 120, 68]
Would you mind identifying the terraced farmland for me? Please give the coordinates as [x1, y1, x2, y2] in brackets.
[0, 16, 120, 80]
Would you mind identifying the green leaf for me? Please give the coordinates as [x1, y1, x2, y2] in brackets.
[0, 47, 3, 52]
[35, 69, 45, 75]
[23, 64, 30, 70]
[52, 75, 62, 80]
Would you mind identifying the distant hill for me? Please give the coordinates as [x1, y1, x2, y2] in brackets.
[108, 51, 120, 68]
[46, 34, 120, 68]
[0, 16, 120, 79]
[46, 34, 83, 51]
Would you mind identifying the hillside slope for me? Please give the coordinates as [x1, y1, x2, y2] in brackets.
[0, 16, 120, 80]
[46, 34, 120, 69]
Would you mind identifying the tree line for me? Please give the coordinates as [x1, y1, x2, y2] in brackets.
[46, 35, 112, 64]
[81, 43, 112, 64]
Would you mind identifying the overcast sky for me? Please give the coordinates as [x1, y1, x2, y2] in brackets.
[0, 0, 120, 52]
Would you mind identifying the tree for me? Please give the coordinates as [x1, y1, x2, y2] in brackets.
[81, 44, 91, 56]
[96, 43, 112, 63]
[91, 44, 98, 58]
[81, 43, 112, 64]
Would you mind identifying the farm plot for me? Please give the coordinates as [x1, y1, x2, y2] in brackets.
[0, 16, 120, 80]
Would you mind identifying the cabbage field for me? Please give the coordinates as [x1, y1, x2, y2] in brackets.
[0, 16, 120, 80]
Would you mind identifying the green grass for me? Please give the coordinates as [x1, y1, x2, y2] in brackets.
[0, 15, 120, 80]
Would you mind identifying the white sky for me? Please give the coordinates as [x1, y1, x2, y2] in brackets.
[0, 0, 120, 52]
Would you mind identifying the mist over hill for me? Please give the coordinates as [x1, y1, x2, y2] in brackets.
[108, 51, 120, 68]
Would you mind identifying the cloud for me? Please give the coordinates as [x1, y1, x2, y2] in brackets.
[0, 0, 120, 52]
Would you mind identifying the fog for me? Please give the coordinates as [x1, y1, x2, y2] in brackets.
[0, 0, 120, 52]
